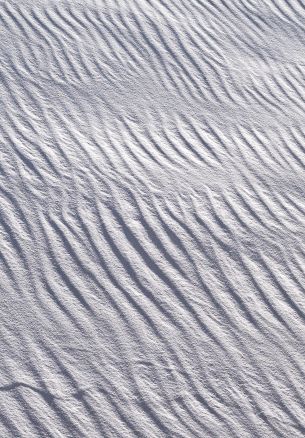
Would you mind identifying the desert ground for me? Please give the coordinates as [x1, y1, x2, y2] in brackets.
[1, 0, 305, 436]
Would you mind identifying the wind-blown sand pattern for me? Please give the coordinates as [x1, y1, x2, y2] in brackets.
[1, 0, 305, 436]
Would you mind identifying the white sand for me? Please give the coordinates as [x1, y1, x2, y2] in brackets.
[1, 0, 305, 436]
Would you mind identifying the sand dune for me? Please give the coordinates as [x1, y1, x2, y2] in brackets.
[1, 0, 305, 436]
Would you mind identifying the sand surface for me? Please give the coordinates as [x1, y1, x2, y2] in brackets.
[1, 0, 305, 436]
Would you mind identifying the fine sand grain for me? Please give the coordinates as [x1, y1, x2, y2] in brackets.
[1, 0, 305, 436]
